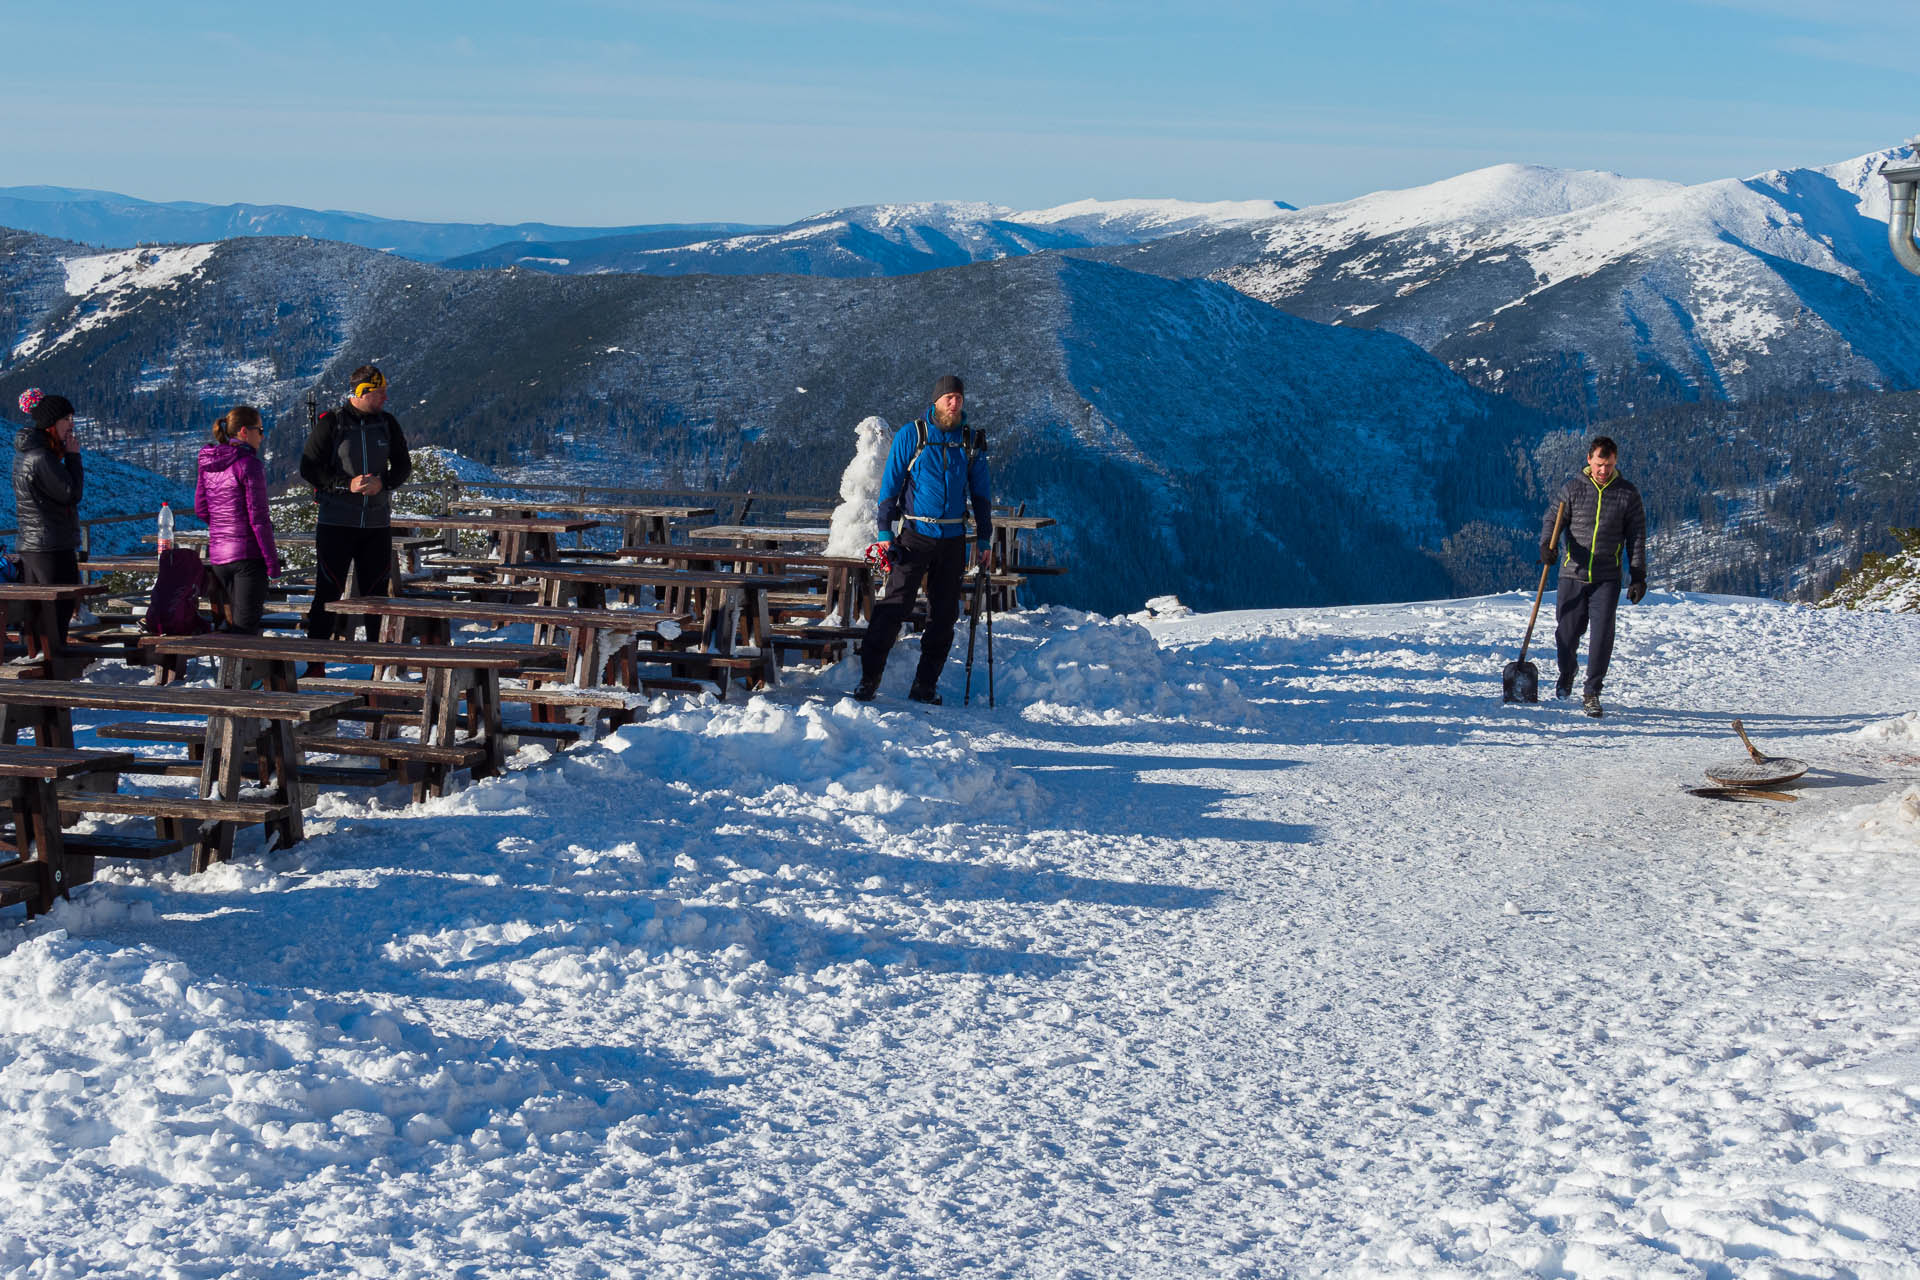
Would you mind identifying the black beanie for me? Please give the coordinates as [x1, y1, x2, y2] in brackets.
[933, 374, 965, 400]
[30, 394, 74, 432]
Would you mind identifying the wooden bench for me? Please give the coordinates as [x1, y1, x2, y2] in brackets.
[63, 792, 288, 861]
[0, 743, 137, 914]
[303, 676, 646, 737]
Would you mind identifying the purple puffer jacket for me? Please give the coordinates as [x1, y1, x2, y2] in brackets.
[194, 442, 281, 571]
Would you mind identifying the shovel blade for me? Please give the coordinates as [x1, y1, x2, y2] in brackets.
[1502, 658, 1538, 703]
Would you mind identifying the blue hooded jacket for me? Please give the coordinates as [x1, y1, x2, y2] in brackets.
[874, 410, 992, 546]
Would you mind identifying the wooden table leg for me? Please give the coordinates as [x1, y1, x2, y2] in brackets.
[194, 713, 250, 870]
[414, 669, 458, 801]
[264, 720, 304, 850]
[19, 778, 75, 909]
[745, 586, 779, 689]
[469, 670, 505, 778]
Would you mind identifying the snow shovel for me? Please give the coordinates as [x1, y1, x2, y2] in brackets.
[1703, 719, 1808, 789]
[1685, 786, 1798, 803]
[1503, 503, 1565, 703]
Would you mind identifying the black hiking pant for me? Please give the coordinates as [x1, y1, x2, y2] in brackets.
[860, 530, 968, 691]
[18, 549, 81, 642]
[307, 524, 392, 642]
[209, 558, 269, 634]
[1555, 575, 1621, 697]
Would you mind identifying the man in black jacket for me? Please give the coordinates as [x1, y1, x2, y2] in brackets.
[1542, 435, 1647, 718]
[299, 365, 411, 650]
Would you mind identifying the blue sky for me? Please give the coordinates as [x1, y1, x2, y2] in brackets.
[5, 0, 1915, 226]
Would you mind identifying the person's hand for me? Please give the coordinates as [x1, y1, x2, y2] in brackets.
[350, 473, 383, 496]
[266, 554, 284, 579]
[1627, 580, 1646, 604]
[55, 420, 77, 452]
[976, 545, 997, 573]
[1539, 544, 1556, 566]
[863, 540, 893, 574]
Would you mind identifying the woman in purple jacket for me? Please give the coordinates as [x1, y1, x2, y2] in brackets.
[194, 405, 282, 633]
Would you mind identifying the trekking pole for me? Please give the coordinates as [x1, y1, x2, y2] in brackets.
[985, 571, 995, 709]
[963, 569, 982, 705]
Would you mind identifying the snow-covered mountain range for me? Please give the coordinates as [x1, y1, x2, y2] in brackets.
[0, 185, 756, 263]
[0, 184, 1289, 276]
[1095, 148, 1920, 418]
[438, 197, 1293, 275]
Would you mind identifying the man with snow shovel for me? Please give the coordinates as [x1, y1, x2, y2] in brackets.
[853, 375, 994, 705]
[1542, 435, 1647, 718]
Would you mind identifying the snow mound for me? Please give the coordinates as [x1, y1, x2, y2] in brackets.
[0, 931, 676, 1191]
[1858, 711, 1920, 742]
[565, 695, 1038, 825]
[987, 607, 1260, 729]
[1811, 785, 1920, 851]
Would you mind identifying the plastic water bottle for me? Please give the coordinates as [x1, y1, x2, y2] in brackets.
[157, 502, 174, 555]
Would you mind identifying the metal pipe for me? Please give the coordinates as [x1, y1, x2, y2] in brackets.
[1884, 160, 1920, 276]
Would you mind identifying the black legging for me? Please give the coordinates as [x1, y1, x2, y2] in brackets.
[18, 548, 81, 643]
[860, 530, 968, 690]
[306, 524, 393, 642]
[209, 558, 269, 634]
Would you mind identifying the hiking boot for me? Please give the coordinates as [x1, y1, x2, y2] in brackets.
[852, 679, 880, 702]
[1582, 693, 1604, 718]
[1554, 679, 1573, 699]
[908, 682, 943, 706]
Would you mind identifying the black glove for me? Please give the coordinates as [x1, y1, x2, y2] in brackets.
[1627, 580, 1646, 604]
[1539, 544, 1557, 566]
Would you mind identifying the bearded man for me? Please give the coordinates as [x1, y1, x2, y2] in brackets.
[854, 374, 994, 704]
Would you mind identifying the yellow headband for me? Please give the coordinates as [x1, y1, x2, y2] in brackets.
[352, 371, 387, 397]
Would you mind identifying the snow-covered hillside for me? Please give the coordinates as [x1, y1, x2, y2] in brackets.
[4, 593, 1919, 1275]
[1107, 147, 1920, 417]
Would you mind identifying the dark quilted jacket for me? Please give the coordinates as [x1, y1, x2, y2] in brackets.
[11, 425, 83, 552]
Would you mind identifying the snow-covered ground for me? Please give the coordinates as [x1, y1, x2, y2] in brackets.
[4, 591, 1920, 1277]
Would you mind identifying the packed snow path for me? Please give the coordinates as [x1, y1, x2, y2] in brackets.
[4, 593, 1919, 1278]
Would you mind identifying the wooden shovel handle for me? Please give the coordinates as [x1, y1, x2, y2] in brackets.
[1731, 718, 1767, 764]
[1517, 503, 1567, 664]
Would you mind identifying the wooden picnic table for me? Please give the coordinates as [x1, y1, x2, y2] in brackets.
[0, 743, 134, 914]
[515, 561, 822, 690]
[688, 524, 831, 549]
[612, 544, 875, 625]
[148, 633, 542, 800]
[0, 582, 110, 671]
[391, 515, 600, 565]
[989, 514, 1058, 577]
[0, 682, 357, 867]
[324, 596, 690, 688]
[453, 500, 717, 546]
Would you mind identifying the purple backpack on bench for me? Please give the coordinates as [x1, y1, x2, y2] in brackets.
[142, 547, 212, 636]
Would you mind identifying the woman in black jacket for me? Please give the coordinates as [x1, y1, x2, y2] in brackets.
[12, 389, 85, 640]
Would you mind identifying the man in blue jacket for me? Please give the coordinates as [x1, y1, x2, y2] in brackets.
[854, 375, 994, 704]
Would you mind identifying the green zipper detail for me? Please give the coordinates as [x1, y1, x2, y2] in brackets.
[1587, 475, 1613, 582]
